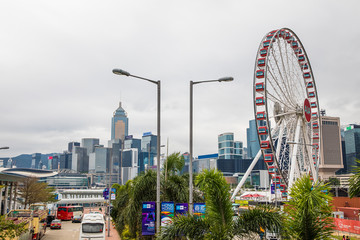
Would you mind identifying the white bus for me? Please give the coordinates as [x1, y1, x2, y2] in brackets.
[79, 213, 105, 240]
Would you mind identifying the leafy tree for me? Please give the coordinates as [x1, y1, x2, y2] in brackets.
[327, 177, 340, 186]
[164, 152, 185, 181]
[0, 216, 27, 240]
[111, 180, 133, 238]
[18, 177, 57, 208]
[283, 174, 334, 240]
[158, 169, 282, 240]
[243, 181, 255, 189]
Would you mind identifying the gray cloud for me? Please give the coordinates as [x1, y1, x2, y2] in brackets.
[1, 0, 359, 158]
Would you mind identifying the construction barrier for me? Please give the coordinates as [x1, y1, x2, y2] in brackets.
[334, 218, 360, 234]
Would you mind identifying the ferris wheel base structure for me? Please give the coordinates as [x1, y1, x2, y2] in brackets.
[232, 28, 321, 201]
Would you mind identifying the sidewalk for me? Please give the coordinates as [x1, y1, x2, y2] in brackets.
[84, 207, 121, 240]
[333, 230, 360, 239]
[105, 224, 121, 240]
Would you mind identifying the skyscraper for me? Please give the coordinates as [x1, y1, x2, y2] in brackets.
[246, 120, 261, 159]
[111, 102, 129, 140]
[140, 132, 157, 172]
[218, 133, 243, 159]
[318, 116, 343, 179]
[218, 133, 234, 159]
[343, 124, 360, 173]
[31, 153, 41, 169]
[68, 141, 80, 153]
[72, 147, 89, 172]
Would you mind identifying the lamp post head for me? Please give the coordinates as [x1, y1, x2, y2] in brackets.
[0, 147, 9, 150]
[218, 77, 234, 82]
[112, 68, 130, 76]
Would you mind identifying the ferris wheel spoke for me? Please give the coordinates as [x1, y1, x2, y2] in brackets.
[275, 120, 285, 165]
[266, 91, 292, 110]
[288, 68, 304, 102]
[269, 61, 293, 108]
[277, 38, 291, 82]
[268, 66, 297, 108]
[289, 55, 306, 102]
[283, 43, 298, 101]
[270, 46, 297, 104]
[287, 53, 304, 105]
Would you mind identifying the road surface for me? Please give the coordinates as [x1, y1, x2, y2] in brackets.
[42, 220, 80, 240]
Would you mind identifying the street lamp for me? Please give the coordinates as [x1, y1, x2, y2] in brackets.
[0, 147, 9, 150]
[113, 68, 161, 234]
[189, 77, 233, 214]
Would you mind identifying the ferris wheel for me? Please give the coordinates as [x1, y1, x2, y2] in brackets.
[253, 28, 321, 199]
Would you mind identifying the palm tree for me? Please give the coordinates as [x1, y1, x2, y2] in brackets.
[283, 174, 334, 240]
[164, 152, 185, 181]
[158, 169, 282, 240]
[348, 159, 360, 198]
[111, 168, 201, 238]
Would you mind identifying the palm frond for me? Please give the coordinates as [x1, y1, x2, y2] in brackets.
[234, 205, 282, 237]
[349, 159, 360, 198]
[158, 214, 209, 240]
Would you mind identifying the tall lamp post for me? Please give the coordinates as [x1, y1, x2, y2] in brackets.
[189, 77, 233, 215]
[112, 68, 161, 234]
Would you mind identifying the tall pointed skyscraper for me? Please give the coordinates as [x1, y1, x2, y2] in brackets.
[111, 102, 129, 140]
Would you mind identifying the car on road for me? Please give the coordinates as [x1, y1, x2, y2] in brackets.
[50, 219, 62, 229]
[72, 214, 82, 223]
[46, 215, 56, 227]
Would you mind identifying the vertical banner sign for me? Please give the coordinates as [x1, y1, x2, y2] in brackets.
[103, 188, 109, 200]
[271, 184, 275, 194]
[175, 203, 188, 216]
[193, 203, 206, 219]
[142, 201, 156, 236]
[161, 202, 174, 227]
[110, 188, 116, 200]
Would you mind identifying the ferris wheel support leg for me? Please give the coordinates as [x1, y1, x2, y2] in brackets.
[302, 121, 318, 182]
[288, 117, 302, 191]
[231, 149, 262, 200]
[275, 121, 285, 161]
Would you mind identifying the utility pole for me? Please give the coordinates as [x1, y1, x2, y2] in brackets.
[108, 153, 112, 237]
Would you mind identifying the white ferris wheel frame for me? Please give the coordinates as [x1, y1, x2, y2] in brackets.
[231, 28, 321, 200]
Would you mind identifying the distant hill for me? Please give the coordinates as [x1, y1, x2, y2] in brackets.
[0, 153, 60, 168]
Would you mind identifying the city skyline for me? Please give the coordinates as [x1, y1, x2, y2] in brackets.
[1, 1, 359, 158]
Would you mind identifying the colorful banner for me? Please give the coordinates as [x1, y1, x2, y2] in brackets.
[142, 202, 156, 236]
[110, 188, 116, 200]
[103, 188, 116, 200]
[193, 203, 206, 219]
[161, 202, 174, 226]
[334, 218, 360, 235]
[175, 203, 188, 216]
[103, 188, 109, 199]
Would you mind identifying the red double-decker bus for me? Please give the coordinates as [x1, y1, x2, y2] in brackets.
[57, 206, 84, 220]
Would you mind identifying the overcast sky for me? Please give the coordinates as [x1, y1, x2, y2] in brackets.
[1, 0, 359, 158]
